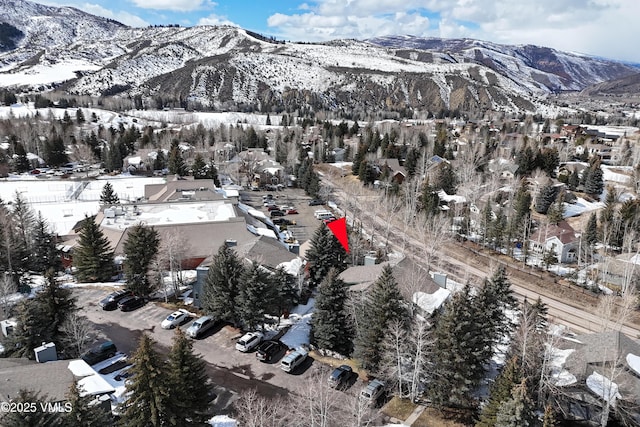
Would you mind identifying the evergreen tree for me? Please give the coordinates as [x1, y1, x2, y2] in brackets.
[99, 181, 119, 205]
[165, 328, 214, 426]
[434, 162, 458, 194]
[64, 382, 113, 426]
[420, 179, 440, 217]
[153, 149, 167, 172]
[429, 284, 486, 409]
[476, 267, 516, 360]
[73, 216, 115, 282]
[305, 223, 347, 288]
[311, 269, 353, 356]
[4, 272, 77, 358]
[272, 267, 298, 317]
[168, 141, 187, 176]
[567, 168, 579, 190]
[13, 141, 30, 173]
[31, 213, 61, 274]
[123, 224, 160, 297]
[191, 153, 208, 179]
[44, 134, 69, 167]
[546, 193, 565, 225]
[584, 159, 604, 196]
[534, 184, 556, 214]
[201, 245, 245, 325]
[75, 108, 85, 124]
[0, 390, 63, 426]
[10, 191, 35, 273]
[236, 261, 277, 330]
[476, 357, 523, 427]
[354, 265, 407, 372]
[494, 380, 537, 427]
[118, 335, 169, 427]
[585, 212, 598, 246]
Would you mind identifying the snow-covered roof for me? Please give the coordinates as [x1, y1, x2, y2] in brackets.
[586, 371, 621, 404]
[412, 288, 451, 316]
[78, 373, 116, 397]
[208, 415, 238, 427]
[277, 257, 303, 276]
[437, 190, 466, 204]
[68, 359, 96, 377]
[626, 353, 640, 376]
[101, 200, 237, 230]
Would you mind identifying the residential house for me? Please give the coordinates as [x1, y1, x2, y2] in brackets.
[554, 331, 640, 426]
[529, 220, 579, 264]
[0, 358, 75, 403]
[145, 175, 222, 202]
[375, 158, 407, 185]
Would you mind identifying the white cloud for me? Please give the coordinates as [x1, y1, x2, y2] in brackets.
[130, 0, 205, 12]
[197, 13, 238, 26]
[265, 0, 640, 62]
[79, 3, 148, 27]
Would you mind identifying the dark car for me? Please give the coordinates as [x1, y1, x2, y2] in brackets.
[118, 295, 145, 312]
[256, 340, 283, 362]
[328, 364, 353, 389]
[99, 289, 132, 310]
[272, 218, 296, 226]
[81, 341, 117, 366]
[308, 199, 325, 206]
[270, 210, 285, 217]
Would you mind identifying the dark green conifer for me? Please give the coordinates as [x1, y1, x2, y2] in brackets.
[99, 181, 119, 205]
[305, 223, 347, 288]
[311, 269, 353, 356]
[123, 224, 160, 297]
[73, 216, 115, 282]
[201, 245, 245, 324]
[354, 265, 406, 372]
[118, 335, 169, 427]
[165, 328, 214, 425]
[236, 261, 277, 330]
[64, 382, 113, 426]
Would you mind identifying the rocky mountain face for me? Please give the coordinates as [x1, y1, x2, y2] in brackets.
[1, 0, 638, 115]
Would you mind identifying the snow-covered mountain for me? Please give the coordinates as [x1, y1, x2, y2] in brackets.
[369, 36, 638, 93]
[1, 0, 638, 114]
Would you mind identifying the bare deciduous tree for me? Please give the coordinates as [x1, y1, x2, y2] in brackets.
[0, 274, 16, 320]
[232, 388, 286, 427]
[60, 312, 96, 358]
[158, 228, 191, 299]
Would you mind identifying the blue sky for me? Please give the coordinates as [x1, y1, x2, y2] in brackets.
[40, 0, 640, 63]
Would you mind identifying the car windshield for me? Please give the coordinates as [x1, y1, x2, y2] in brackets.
[167, 315, 176, 321]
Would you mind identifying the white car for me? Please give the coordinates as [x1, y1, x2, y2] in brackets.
[235, 331, 264, 352]
[161, 309, 192, 329]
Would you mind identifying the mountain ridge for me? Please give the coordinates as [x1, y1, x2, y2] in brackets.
[1, 0, 638, 115]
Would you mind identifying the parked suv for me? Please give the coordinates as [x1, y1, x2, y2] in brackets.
[186, 316, 217, 339]
[81, 341, 117, 366]
[360, 379, 385, 405]
[99, 290, 131, 310]
[280, 348, 308, 373]
[256, 340, 283, 362]
[328, 365, 353, 389]
[235, 332, 264, 352]
[118, 295, 145, 312]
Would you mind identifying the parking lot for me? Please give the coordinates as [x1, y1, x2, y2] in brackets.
[74, 286, 317, 409]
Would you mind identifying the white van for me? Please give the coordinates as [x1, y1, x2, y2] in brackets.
[314, 210, 334, 220]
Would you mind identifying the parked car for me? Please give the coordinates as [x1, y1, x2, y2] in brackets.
[270, 210, 285, 217]
[161, 309, 192, 329]
[280, 348, 308, 373]
[360, 379, 385, 405]
[118, 296, 145, 312]
[81, 341, 117, 366]
[235, 331, 264, 352]
[266, 205, 281, 211]
[285, 208, 299, 214]
[308, 199, 325, 206]
[328, 365, 353, 389]
[256, 340, 283, 362]
[273, 218, 296, 226]
[186, 316, 218, 339]
[99, 289, 132, 310]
